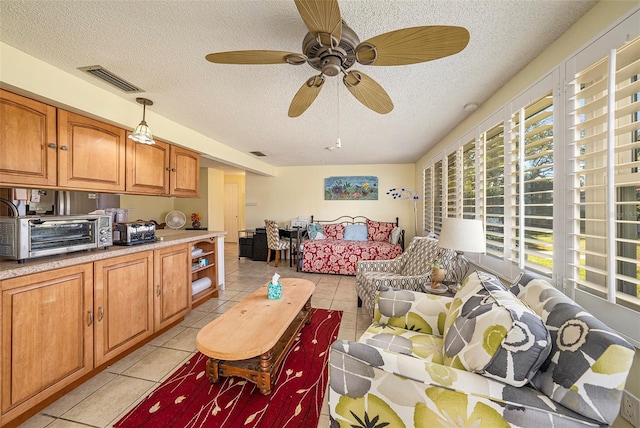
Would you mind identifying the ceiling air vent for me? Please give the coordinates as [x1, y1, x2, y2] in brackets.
[250, 151, 267, 157]
[78, 65, 143, 93]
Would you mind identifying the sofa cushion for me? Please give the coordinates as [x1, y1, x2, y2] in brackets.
[511, 271, 636, 424]
[367, 220, 396, 242]
[443, 271, 551, 387]
[323, 223, 344, 239]
[344, 224, 368, 241]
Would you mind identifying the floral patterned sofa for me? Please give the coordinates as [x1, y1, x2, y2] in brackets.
[329, 271, 636, 427]
[300, 216, 404, 276]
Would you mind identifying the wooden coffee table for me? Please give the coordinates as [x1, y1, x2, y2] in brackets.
[196, 278, 315, 395]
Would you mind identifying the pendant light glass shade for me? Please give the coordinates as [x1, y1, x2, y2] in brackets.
[128, 98, 155, 145]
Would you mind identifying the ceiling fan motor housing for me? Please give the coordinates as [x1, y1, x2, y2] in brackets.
[302, 21, 360, 75]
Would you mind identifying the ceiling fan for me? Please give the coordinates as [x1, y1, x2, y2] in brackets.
[205, 0, 470, 117]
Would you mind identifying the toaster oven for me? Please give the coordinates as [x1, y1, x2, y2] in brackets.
[0, 215, 113, 262]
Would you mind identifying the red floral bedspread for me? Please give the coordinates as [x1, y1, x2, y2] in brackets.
[301, 239, 403, 275]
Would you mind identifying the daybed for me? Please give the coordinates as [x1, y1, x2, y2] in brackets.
[300, 216, 404, 276]
[329, 270, 636, 427]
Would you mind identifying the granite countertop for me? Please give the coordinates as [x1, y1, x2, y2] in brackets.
[0, 229, 227, 281]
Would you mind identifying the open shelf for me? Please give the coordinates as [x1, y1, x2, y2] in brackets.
[190, 238, 218, 307]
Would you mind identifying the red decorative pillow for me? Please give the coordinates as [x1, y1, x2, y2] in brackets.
[367, 220, 396, 242]
[322, 223, 345, 239]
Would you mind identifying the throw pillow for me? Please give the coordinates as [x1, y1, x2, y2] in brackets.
[307, 222, 323, 239]
[367, 220, 396, 242]
[313, 231, 326, 240]
[344, 224, 368, 241]
[323, 223, 345, 239]
[442, 270, 551, 387]
[389, 226, 402, 245]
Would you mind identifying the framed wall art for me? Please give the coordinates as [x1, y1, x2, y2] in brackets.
[324, 176, 378, 200]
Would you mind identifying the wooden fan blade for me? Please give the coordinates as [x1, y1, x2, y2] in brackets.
[343, 70, 393, 115]
[288, 75, 325, 117]
[205, 50, 304, 65]
[356, 26, 470, 66]
[294, 0, 341, 46]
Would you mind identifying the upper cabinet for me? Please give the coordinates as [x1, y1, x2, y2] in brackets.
[0, 90, 200, 197]
[0, 90, 57, 187]
[57, 110, 126, 192]
[169, 145, 200, 197]
[126, 138, 199, 197]
[126, 137, 171, 195]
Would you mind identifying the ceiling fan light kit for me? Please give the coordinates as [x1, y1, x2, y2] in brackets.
[128, 97, 155, 145]
[205, 0, 470, 118]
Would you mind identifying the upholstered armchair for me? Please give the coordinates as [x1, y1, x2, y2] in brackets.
[264, 219, 290, 268]
[356, 236, 450, 317]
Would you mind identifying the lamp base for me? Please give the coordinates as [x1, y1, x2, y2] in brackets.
[440, 250, 469, 285]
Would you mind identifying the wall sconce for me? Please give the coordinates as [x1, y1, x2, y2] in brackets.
[128, 97, 155, 145]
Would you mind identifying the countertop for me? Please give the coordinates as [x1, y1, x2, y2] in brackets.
[0, 229, 227, 281]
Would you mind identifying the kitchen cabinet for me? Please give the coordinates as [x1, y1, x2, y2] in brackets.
[93, 251, 154, 366]
[169, 145, 200, 197]
[57, 110, 126, 192]
[126, 138, 200, 197]
[154, 244, 191, 330]
[0, 90, 57, 188]
[0, 264, 94, 425]
[190, 238, 219, 307]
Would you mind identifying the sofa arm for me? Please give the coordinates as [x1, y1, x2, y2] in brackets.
[329, 340, 599, 427]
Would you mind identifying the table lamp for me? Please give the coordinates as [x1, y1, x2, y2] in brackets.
[437, 218, 486, 286]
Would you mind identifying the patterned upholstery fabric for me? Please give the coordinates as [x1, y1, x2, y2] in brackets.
[443, 271, 551, 387]
[356, 237, 452, 317]
[264, 220, 289, 251]
[301, 239, 402, 275]
[328, 282, 637, 427]
[322, 223, 344, 239]
[366, 220, 396, 242]
[511, 271, 636, 425]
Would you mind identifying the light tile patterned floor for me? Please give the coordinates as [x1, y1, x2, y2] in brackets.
[18, 243, 370, 428]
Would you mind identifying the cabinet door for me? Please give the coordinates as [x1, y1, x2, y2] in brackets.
[0, 90, 57, 187]
[1, 264, 93, 421]
[57, 110, 126, 192]
[154, 244, 191, 330]
[169, 146, 200, 197]
[125, 136, 170, 195]
[94, 252, 154, 366]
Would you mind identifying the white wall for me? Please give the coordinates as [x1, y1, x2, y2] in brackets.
[245, 164, 418, 241]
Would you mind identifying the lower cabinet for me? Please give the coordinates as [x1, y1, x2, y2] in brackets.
[93, 251, 154, 366]
[1, 264, 94, 425]
[154, 244, 191, 330]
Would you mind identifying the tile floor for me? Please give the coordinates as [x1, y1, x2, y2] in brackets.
[18, 244, 370, 428]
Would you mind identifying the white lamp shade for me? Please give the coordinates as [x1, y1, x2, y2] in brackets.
[438, 218, 486, 253]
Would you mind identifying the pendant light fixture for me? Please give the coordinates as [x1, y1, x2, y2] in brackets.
[128, 97, 155, 145]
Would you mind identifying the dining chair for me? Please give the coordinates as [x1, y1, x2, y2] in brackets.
[264, 219, 290, 268]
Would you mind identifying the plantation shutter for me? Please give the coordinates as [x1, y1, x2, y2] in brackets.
[510, 92, 554, 275]
[423, 166, 433, 233]
[482, 123, 506, 259]
[433, 160, 444, 235]
[447, 151, 459, 218]
[568, 34, 640, 310]
[462, 138, 477, 220]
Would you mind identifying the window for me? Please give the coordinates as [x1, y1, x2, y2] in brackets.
[423, 166, 433, 233]
[482, 123, 506, 260]
[462, 138, 477, 220]
[447, 151, 459, 218]
[433, 160, 444, 235]
[510, 93, 554, 275]
[568, 34, 640, 311]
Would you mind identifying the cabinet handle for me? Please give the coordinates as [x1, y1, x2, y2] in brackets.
[171, 168, 176, 172]
[157, 285, 161, 297]
[165, 167, 171, 171]
[87, 310, 94, 326]
[48, 143, 57, 149]
[60, 145, 69, 151]
[98, 306, 104, 322]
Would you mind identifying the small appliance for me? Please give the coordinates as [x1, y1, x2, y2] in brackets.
[112, 221, 157, 246]
[0, 215, 113, 262]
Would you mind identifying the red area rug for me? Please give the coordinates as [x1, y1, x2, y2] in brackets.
[114, 308, 342, 428]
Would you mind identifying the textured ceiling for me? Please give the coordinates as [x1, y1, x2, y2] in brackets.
[0, 0, 597, 169]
